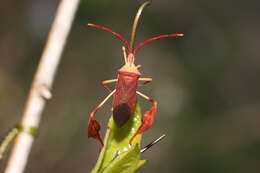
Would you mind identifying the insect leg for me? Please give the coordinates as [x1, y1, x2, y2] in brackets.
[138, 78, 152, 87]
[102, 79, 117, 93]
[129, 91, 158, 145]
[88, 90, 116, 149]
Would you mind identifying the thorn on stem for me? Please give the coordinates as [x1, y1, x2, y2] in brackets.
[140, 134, 166, 153]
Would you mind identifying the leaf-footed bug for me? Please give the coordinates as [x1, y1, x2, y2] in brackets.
[87, 1, 183, 149]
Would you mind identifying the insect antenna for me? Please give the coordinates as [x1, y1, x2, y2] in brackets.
[88, 23, 131, 53]
[130, 1, 151, 53]
[134, 33, 184, 55]
[140, 134, 166, 153]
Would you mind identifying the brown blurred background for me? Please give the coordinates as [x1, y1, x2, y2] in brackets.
[1, 0, 260, 172]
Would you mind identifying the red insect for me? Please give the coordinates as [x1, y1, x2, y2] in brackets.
[87, 3, 183, 149]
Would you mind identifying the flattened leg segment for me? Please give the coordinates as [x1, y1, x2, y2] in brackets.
[88, 116, 103, 146]
[130, 91, 158, 144]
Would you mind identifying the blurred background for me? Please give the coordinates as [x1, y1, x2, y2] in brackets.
[1, 0, 260, 172]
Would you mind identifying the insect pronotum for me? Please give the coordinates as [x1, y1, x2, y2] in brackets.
[87, 1, 183, 149]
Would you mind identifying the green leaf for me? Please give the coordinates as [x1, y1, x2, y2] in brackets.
[102, 144, 146, 173]
[91, 102, 146, 173]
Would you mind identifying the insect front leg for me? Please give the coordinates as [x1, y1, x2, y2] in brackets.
[102, 79, 117, 93]
[138, 78, 152, 87]
[88, 90, 116, 149]
[129, 91, 158, 145]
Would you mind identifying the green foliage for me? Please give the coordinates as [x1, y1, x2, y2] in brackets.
[91, 102, 146, 173]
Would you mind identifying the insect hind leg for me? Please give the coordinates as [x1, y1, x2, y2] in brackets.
[88, 90, 115, 149]
[129, 91, 157, 145]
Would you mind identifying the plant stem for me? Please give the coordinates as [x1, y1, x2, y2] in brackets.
[130, 1, 151, 53]
[0, 127, 19, 161]
[4, 0, 79, 172]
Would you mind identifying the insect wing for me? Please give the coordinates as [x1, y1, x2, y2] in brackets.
[112, 73, 139, 127]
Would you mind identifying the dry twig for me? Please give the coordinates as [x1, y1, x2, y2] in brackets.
[4, 0, 80, 172]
